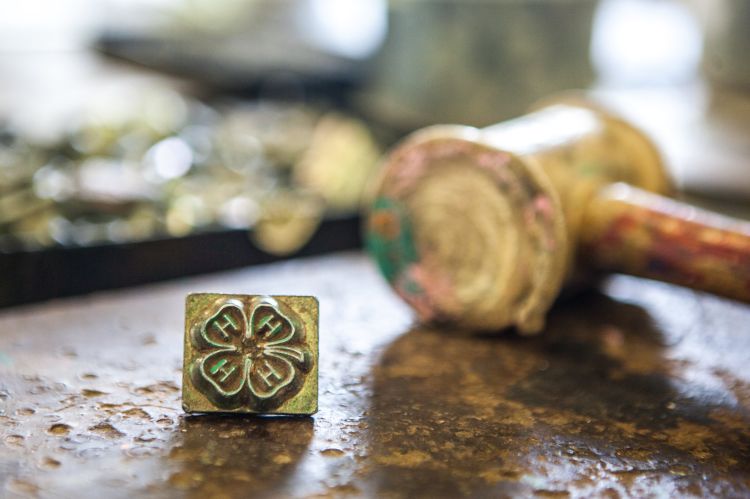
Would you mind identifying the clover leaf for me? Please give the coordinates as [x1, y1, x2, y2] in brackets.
[191, 297, 311, 405]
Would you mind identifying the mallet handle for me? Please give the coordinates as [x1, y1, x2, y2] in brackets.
[581, 183, 750, 302]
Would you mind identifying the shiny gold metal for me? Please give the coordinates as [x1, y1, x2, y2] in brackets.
[251, 191, 325, 256]
[182, 293, 318, 415]
[294, 113, 382, 212]
[1, 94, 379, 251]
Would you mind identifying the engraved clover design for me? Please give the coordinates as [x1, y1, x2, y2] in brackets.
[192, 297, 311, 404]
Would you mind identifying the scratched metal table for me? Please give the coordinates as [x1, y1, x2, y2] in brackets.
[1, 252, 749, 498]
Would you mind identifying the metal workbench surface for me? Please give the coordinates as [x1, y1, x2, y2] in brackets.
[1, 252, 749, 497]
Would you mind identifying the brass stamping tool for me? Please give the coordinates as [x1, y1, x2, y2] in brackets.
[183, 294, 318, 415]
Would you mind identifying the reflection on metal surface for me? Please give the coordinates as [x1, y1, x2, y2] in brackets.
[368, 290, 750, 497]
[170, 415, 314, 496]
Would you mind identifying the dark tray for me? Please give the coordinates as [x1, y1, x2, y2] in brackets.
[0, 215, 361, 309]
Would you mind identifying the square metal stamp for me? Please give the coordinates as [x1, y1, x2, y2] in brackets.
[182, 293, 318, 415]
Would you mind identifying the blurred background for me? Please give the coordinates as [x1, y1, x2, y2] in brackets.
[1, 0, 748, 307]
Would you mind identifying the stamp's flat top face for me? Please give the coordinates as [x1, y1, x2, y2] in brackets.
[182, 294, 318, 415]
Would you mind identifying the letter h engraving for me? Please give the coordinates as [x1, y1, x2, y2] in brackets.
[213, 312, 239, 340]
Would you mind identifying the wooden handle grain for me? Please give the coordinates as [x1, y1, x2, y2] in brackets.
[580, 183, 750, 302]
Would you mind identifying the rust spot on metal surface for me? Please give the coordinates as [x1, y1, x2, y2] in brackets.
[320, 448, 345, 457]
[81, 389, 108, 398]
[40, 457, 61, 469]
[124, 408, 152, 421]
[46, 424, 72, 436]
[88, 423, 125, 439]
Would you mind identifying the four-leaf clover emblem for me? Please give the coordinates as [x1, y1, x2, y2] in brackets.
[189, 296, 312, 409]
